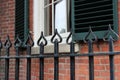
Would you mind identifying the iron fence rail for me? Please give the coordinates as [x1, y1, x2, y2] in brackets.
[0, 26, 119, 80]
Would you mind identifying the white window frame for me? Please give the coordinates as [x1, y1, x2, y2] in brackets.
[33, 0, 70, 47]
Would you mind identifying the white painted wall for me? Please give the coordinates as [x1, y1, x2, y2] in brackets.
[33, 0, 44, 46]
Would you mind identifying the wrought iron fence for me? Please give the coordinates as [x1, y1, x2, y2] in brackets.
[0, 25, 120, 80]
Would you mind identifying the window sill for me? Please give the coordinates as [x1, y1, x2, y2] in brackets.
[32, 43, 79, 54]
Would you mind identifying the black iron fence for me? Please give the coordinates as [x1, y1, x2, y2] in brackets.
[0, 26, 120, 80]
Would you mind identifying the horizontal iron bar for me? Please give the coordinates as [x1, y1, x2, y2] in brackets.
[0, 52, 120, 59]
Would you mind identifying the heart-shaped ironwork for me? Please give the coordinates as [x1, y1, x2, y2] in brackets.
[51, 29, 62, 43]
[4, 35, 12, 48]
[37, 32, 47, 46]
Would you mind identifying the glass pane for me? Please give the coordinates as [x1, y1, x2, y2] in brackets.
[44, 5, 52, 36]
[55, 0, 67, 33]
[44, 0, 52, 6]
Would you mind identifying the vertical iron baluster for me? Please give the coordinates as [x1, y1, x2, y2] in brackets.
[66, 32, 75, 80]
[0, 39, 2, 80]
[103, 25, 119, 80]
[39, 43, 44, 80]
[5, 58, 9, 80]
[84, 27, 97, 80]
[51, 29, 62, 80]
[37, 32, 47, 80]
[15, 47, 20, 80]
[70, 42, 75, 80]
[88, 40, 94, 80]
[4, 35, 12, 80]
[109, 36, 114, 80]
[27, 46, 31, 80]
[25, 33, 34, 80]
[54, 39, 59, 80]
[14, 35, 22, 80]
[0, 39, 2, 56]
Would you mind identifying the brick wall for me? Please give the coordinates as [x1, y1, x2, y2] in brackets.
[0, 0, 15, 79]
[0, 0, 120, 80]
[0, 0, 33, 80]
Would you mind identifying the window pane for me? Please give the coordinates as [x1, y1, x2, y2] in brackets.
[44, 0, 68, 35]
[45, 0, 52, 6]
[55, 0, 67, 33]
[44, 5, 52, 36]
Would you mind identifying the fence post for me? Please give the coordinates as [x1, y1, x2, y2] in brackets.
[51, 29, 62, 80]
[103, 25, 119, 80]
[14, 35, 22, 80]
[84, 27, 97, 80]
[4, 35, 12, 80]
[109, 36, 114, 80]
[0, 39, 2, 56]
[88, 39, 94, 80]
[66, 32, 75, 80]
[37, 32, 47, 80]
[70, 42, 75, 80]
[24, 33, 34, 80]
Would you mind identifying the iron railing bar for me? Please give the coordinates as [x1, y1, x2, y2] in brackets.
[5, 59, 9, 80]
[0, 49, 1, 56]
[40, 58, 44, 80]
[14, 34, 22, 80]
[88, 40, 94, 80]
[27, 58, 31, 80]
[15, 47, 20, 80]
[26, 46, 31, 80]
[54, 57, 59, 80]
[4, 35, 12, 80]
[15, 59, 20, 80]
[5, 49, 10, 80]
[0, 52, 119, 59]
[109, 37, 114, 80]
[110, 55, 114, 80]
[70, 42, 75, 80]
[37, 31, 47, 80]
[0, 51, 120, 60]
[24, 33, 34, 80]
[39, 43, 45, 80]
[0, 39, 2, 55]
[54, 40, 59, 80]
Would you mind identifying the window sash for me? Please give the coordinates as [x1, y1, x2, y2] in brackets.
[44, 0, 69, 36]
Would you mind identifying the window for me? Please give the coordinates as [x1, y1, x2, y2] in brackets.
[44, 0, 70, 36]
[71, 0, 118, 41]
[33, 0, 70, 46]
[15, 0, 29, 42]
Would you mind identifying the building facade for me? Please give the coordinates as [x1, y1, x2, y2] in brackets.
[0, 0, 120, 80]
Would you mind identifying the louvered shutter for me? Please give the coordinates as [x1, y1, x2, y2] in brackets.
[15, 0, 29, 42]
[71, 0, 118, 41]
